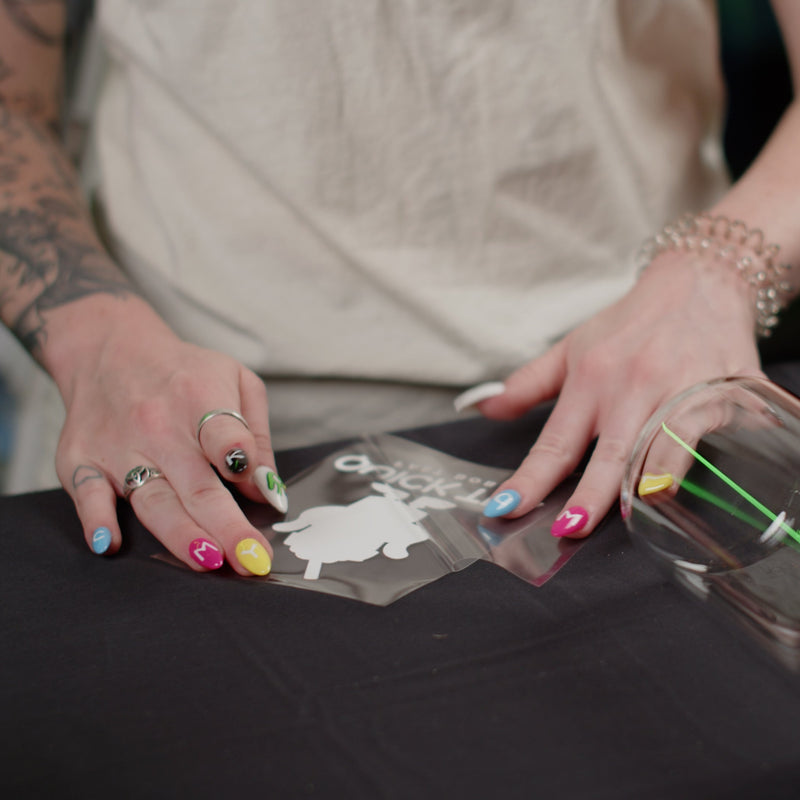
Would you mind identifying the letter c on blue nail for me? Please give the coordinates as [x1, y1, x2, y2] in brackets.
[91, 526, 112, 555]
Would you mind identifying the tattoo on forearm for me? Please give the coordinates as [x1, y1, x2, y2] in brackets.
[72, 464, 103, 489]
[0, 207, 137, 353]
[0, 5, 130, 356]
[1, 0, 62, 47]
[0, 56, 12, 84]
[36, 195, 78, 218]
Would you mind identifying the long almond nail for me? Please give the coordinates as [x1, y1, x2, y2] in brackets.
[551, 506, 589, 537]
[453, 382, 506, 413]
[254, 466, 289, 513]
[235, 538, 272, 576]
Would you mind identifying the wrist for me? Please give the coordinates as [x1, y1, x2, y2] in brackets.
[39, 293, 177, 400]
[637, 213, 794, 338]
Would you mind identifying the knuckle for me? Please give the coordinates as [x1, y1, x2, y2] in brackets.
[185, 482, 226, 508]
[529, 431, 572, 464]
[131, 396, 172, 438]
[56, 452, 105, 494]
[574, 345, 615, 384]
[593, 436, 631, 468]
[628, 358, 667, 392]
[166, 368, 208, 400]
[71, 466, 109, 496]
[129, 480, 174, 513]
[252, 429, 273, 454]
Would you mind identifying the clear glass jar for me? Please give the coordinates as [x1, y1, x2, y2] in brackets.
[621, 375, 800, 656]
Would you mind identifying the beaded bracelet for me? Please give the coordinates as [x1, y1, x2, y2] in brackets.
[637, 212, 794, 338]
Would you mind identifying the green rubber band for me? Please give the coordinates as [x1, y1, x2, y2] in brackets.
[661, 422, 800, 547]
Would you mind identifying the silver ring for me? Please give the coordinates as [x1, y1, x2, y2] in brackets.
[123, 465, 165, 499]
[196, 408, 250, 442]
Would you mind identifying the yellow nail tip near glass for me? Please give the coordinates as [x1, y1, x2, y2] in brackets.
[235, 538, 272, 576]
[638, 472, 674, 497]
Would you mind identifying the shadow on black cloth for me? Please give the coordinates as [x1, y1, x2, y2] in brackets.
[5, 374, 800, 800]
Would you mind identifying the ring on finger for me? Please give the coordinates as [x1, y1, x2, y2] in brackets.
[123, 465, 166, 499]
[196, 408, 250, 442]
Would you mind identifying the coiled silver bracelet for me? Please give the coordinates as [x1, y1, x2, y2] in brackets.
[637, 213, 794, 338]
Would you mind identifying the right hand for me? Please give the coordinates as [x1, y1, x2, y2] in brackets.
[52, 297, 285, 576]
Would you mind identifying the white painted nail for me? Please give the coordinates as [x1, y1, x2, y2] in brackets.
[254, 466, 289, 513]
[453, 381, 506, 413]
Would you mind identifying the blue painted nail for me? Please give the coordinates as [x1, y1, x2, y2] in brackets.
[483, 490, 521, 518]
[91, 526, 112, 555]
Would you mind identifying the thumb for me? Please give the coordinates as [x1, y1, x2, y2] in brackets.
[480, 340, 568, 420]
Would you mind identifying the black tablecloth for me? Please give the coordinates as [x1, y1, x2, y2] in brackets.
[5, 365, 800, 799]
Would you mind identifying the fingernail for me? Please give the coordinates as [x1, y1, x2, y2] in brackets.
[551, 506, 589, 537]
[638, 472, 674, 497]
[225, 448, 248, 474]
[189, 538, 224, 570]
[483, 489, 521, 517]
[235, 537, 272, 576]
[453, 381, 506, 413]
[91, 526, 112, 555]
[254, 466, 289, 513]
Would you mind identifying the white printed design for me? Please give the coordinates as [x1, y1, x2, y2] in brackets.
[490, 491, 518, 513]
[191, 540, 219, 563]
[556, 509, 585, 531]
[239, 542, 260, 559]
[272, 483, 455, 580]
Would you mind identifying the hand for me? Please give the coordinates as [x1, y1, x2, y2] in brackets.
[471, 250, 765, 538]
[51, 299, 286, 575]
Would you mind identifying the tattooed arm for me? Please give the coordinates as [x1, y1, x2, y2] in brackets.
[0, 1, 135, 361]
[0, 1, 282, 577]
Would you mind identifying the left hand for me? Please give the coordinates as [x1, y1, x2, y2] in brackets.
[474, 249, 765, 538]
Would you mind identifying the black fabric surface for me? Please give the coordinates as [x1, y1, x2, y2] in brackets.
[5, 372, 800, 799]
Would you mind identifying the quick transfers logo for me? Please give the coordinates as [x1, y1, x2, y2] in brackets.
[332, 453, 499, 508]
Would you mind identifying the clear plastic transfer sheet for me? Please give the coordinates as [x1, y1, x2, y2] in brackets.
[254, 435, 584, 605]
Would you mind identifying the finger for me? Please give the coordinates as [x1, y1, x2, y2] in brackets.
[483, 383, 596, 519]
[640, 376, 780, 491]
[152, 451, 275, 576]
[636, 378, 777, 506]
[196, 408, 258, 484]
[637, 396, 730, 502]
[126, 475, 229, 572]
[478, 340, 568, 420]
[551, 395, 652, 539]
[238, 370, 287, 511]
[64, 462, 122, 556]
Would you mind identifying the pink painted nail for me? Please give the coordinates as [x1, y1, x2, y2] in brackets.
[551, 506, 589, 537]
[189, 538, 224, 569]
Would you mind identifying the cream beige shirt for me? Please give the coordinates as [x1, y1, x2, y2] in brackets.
[8, 1, 736, 492]
[94, 0, 728, 386]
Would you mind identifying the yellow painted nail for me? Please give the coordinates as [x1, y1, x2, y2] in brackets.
[638, 472, 674, 497]
[235, 538, 272, 576]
